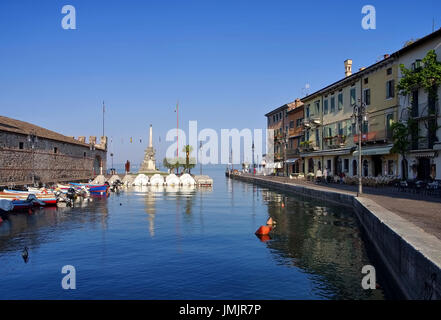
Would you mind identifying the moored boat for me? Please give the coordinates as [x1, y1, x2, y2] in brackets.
[0, 194, 45, 211]
[69, 182, 109, 194]
[0, 191, 57, 206]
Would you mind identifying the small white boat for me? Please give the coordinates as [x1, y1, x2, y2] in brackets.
[108, 174, 122, 185]
[179, 173, 196, 186]
[150, 174, 165, 186]
[133, 174, 149, 186]
[122, 175, 135, 186]
[165, 174, 180, 186]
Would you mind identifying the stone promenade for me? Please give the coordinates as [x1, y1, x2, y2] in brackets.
[239, 174, 441, 241]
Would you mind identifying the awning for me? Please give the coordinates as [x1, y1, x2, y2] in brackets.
[285, 158, 299, 164]
[410, 151, 436, 158]
[353, 145, 392, 156]
[266, 162, 283, 169]
[302, 147, 354, 158]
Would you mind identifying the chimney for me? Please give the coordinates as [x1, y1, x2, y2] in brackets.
[78, 136, 86, 143]
[384, 54, 390, 59]
[344, 59, 353, 77]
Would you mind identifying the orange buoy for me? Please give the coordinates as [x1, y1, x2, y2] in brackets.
[256, 234, 271, 242]
[255, 225, 272, 235]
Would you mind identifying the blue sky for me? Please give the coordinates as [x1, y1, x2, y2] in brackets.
[0, 0, 440, 165]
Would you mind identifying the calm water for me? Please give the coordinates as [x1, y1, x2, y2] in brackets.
[0, 167, 388, 299]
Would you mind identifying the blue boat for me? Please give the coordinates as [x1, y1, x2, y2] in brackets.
[69, 182, 109, 194]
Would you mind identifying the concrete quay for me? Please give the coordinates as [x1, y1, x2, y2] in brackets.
[228, 172, 441, 300]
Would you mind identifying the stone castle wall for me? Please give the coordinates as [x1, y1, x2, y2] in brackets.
[0, 131, 107, 186]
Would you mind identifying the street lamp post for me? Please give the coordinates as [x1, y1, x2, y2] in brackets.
[352, 99, 368, 196]
[252, 141, 255, 175]
[199, 140, 203, 176]
[284, 133, 289, 177]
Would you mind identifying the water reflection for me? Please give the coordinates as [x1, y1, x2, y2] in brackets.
[0, 169, 387, 300]
[134, 185, 202, 237]
[144, 189, 156, 237]
[259, 189, 384, 300]
[0, 197, 109, 254]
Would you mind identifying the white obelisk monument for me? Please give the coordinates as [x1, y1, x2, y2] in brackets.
[139, 124, 156, 172]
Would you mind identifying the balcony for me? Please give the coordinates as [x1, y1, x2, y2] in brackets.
[274, 132, 284, 141]
[299, 142, 319, 152]
[274, 152, 283, 161]
[353, 132, 377, 143]
[324, 135, 347, 149]
[407, 102, 439, 120]
[286, 148, 300, 158]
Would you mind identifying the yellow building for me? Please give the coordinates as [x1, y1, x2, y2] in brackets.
[301, 55, 399, 179]
[353, 57, 399, 178]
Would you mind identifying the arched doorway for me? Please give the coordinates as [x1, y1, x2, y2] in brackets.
[401, 159, 408, 180]
[308, 158, 314, 173]
[417, 157, 431, 181]
[335, 156, 342, 175]
[352, 160, 357, 176]
[363, 160, 369, 177]
[372, 155, 382, 177]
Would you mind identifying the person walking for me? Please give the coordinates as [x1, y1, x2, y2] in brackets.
[323, 168, 328, 184]
[315, 168, 322, 184]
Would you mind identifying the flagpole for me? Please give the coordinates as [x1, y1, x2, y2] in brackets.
[102, 101, 105, 137]
[176, 100, 179, 158]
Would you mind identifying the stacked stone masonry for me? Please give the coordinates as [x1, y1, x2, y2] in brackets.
[0, 130, 107, 186]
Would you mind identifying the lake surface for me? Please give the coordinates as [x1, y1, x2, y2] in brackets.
[0, 167, 388, 299]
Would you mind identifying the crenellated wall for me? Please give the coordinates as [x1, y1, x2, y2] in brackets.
[0, 131, 107, 186]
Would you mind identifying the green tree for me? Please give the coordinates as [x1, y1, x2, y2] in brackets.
[397, 50, 441, 147]
[163, 157, 184, 174]
[394, 50, 441, 176]
[397, 50, 441, 100]
[182, 145, 195, 174]
[390, 121, 410, 179]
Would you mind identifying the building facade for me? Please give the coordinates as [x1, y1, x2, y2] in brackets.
[0, 115, 107, 186]
[301, 53, 401, 179]
[265, 104, 288, 174]
[286, 99, 304, 174]
[264, 29, 441, 182]
[395, 29, 441, 180]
